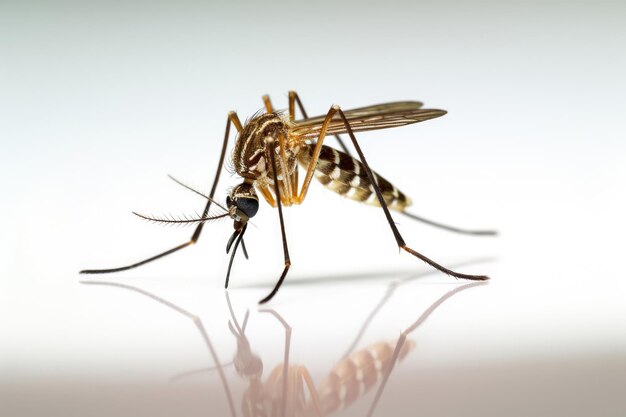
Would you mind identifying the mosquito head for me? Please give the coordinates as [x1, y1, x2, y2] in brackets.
[223, 183, 258, 281]
[228, 318, 263, 379]
[226, 183, 259, 231]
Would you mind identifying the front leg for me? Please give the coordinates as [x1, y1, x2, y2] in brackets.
[259, 137, 292, 304]
[80, 111, 243, 274]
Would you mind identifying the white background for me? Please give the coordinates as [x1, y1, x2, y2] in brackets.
[1, 1, 625, 416]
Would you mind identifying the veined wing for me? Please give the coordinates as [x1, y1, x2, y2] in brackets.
[292, 101, 446, 139]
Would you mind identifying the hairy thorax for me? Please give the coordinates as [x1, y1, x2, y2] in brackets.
[232, 112, 300, 186]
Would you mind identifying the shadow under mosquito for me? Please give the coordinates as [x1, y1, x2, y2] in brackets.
[80, 274, 488, 417]
[237, 256, 497, 289]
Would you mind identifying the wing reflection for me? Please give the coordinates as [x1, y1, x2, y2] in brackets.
[81, 277, 487, 417]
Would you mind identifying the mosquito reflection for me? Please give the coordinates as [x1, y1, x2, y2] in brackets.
[81, 278, 486, 417]
[246, 284, 485, 417]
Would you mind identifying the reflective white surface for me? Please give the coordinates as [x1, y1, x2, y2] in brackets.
[2, 1, 626, 416]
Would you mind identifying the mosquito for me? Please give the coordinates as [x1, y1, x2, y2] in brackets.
[81, 91, 496, 303]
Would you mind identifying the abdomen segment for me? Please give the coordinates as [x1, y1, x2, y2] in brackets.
[298, 144, 412, 212]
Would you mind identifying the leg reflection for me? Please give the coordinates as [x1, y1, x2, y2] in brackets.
[81, 276, 487, 417]
[79, 280, 238, 417]
[366, 281, 487, 417]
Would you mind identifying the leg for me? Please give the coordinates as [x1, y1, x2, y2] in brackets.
[333, 106, 489, 281]
[366, 282, 486, 417]
[81, 280, 237, 417]
[291, 162, 299, 204]
[262, 94, 274, 112]
[296, 105, 340, 204]
[258, 138, 292, 304]
[264, 94, 297, 204]
[298, 367, 323, 417]
[277, 132, 294, 205]
[400, 211, 498, 236]
[288, 90, 351, 155]
[257, 183, 277, 207]
[289, 92, 495, 236]
[259, 308, 293, 417]
[80, 111, 243, 274]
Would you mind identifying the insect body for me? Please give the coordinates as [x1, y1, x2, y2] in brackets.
[81, 91, 496, 303]
[226, 303, 415, 417]
[298, 144, 412, 212]
[240, 337, 414, 417]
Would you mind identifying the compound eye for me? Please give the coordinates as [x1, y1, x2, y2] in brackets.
[236, 197, 259, 218]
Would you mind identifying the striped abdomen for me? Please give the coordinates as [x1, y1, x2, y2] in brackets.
[297, 144, 412, 212]
[313, 339, 415, 415]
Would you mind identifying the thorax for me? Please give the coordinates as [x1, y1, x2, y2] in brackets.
[232, 112, 299, 184]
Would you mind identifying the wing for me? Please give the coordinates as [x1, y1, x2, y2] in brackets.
[291, 101, 446, 139]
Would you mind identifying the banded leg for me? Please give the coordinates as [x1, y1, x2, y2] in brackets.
[80, 111, 243, 274]
[333, 106, 489, 281]
[258, 137, 292, 304]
